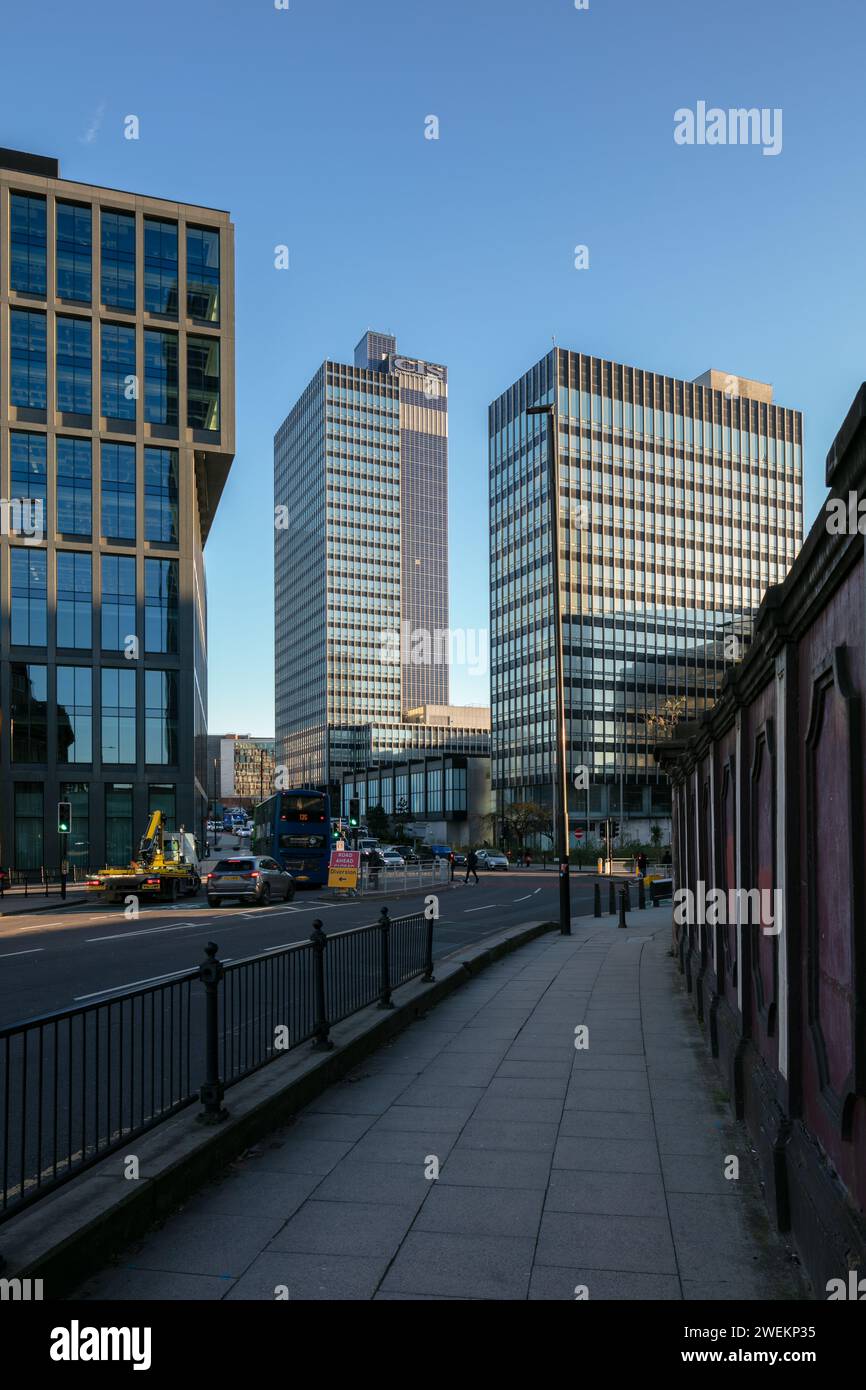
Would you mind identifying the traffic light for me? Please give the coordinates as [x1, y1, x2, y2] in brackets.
[57, 801, 72, 835]
[348, 798, 360, 827]
[611, 819, 620, 839]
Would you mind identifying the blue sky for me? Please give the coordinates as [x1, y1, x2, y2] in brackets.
[3, 0, 864, 734]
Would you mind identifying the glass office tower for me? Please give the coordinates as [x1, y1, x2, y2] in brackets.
[0, 149, 235, 869]
[275, 331, 458, 789]
[489, 350, 803, 839]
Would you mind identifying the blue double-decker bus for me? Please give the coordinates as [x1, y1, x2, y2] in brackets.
[252, 788, 332, 887]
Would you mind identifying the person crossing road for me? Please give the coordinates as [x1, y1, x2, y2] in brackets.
[464, 848, 480, 884]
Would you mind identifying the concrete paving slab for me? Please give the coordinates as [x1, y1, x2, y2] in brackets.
[266, 1199, 418, 1258]
[535, 1209, 678, 1274]
[544, 1168, 668, 1218]
[413, 1184, 545, 1238]
[225, 1252, 389, 1301]
[379, 1230, 535, 1300]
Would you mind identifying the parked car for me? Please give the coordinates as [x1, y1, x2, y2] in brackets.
[476, 849, 510, 871]
[206, 856, 295, 906]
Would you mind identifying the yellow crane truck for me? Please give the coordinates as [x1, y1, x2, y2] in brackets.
[86, 810, 202, 904]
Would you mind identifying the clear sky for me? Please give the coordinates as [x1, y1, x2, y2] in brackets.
[3, 0, 864, 735]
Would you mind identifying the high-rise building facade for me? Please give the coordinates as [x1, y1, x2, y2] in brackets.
[0, 149, 234, 870]
[276, 330, 468, 790]
[206, 733, 275, 808]
[489, 350, 803, 838]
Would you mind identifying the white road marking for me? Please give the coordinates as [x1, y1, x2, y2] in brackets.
[513, 894, 532, 902]
[464, 905, 495, 913]
[74, 967, 191, 1000]
[86, 921, 198, 943]
[0, 948, 44, 959]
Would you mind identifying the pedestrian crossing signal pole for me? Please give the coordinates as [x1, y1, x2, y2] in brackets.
[57, 801, 71, 901]
[528, 399, 571, 936]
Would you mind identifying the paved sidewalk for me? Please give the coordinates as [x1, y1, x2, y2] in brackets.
[77, 907, 804, 1301]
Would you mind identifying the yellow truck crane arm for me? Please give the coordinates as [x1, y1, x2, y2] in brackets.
[138, 809, 164, 867]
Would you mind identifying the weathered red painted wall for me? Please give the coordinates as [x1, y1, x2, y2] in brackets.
[797, 563, 866, 1212]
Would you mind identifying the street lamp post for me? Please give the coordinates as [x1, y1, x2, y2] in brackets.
[528, 400, 571, 936]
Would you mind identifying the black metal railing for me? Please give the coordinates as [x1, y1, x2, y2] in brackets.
[1, 907, 435, 1224]
[0, 865, 94, 898]
[0, 971, 197, 1223]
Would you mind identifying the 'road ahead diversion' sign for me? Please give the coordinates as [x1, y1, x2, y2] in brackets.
[328, 849, 360, 889]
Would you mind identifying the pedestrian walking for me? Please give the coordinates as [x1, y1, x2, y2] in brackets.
[636, 851, 647, 879]
[464, 848, 479, 884]
[523, 850, 532, 869]
[449, 851, 455, 882]
[368, 848, 384, 890]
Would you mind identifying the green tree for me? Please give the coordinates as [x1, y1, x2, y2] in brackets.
[367, 804, 390, 841]
[650, 823, 663, 849]
[501, 802, 551, 849]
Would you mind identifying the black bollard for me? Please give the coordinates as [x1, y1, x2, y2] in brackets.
[618, 888, 628, 929]
[423, 907, 436, 983]
[624, 882, 631, 912]
[378, 907, 394, 1009]
[197, 943, 228, 1123]
[594, 883, 602, 918]
[608, 880, 616, 915]
[310, 919, 334, 1049]
[638, 876, 646, 910]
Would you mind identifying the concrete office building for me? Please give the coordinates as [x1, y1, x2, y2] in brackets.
[0, 148, 234, 869]
[206, 734, 275, 810]
[489, 351, 803, 843]
[340, 750, 494, 849]
[276, 330, 482, 793]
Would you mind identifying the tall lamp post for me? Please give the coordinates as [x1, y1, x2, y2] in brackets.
[527, 400, 571, 935]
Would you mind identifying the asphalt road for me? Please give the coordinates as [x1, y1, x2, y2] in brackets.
[0, 869, 605, 1028]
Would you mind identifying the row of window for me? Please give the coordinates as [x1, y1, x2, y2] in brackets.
[342, 766, 468, 817]
[8, 433, 177, 541]
[10, 781, 179, 871]
[8, 310, 220, 429]
[7, 551, 178, 651]
[10, 663, 178, 765]
[10, 195, 220, 320]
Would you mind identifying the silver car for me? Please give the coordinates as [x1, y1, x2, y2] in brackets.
[207, 855, 295, 906]
[379, 848, 406, 869]
[476, 850, 510, 871]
